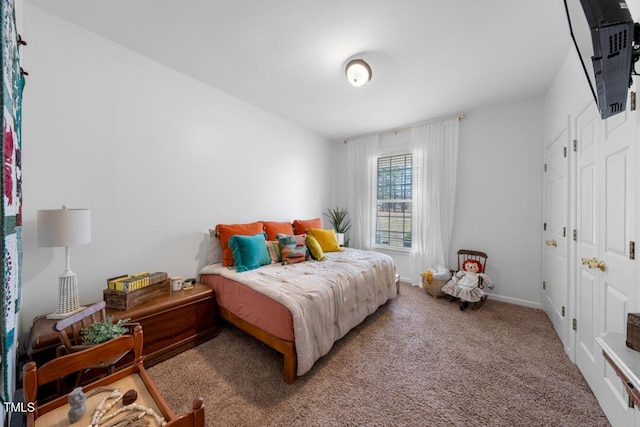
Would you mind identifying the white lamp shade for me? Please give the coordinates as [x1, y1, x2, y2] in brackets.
[37, 208, 91, 247]
[346, 59, 372, 87]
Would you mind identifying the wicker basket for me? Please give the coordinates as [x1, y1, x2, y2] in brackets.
[422, 277, 447, 298]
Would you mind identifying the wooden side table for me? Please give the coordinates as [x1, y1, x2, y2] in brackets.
[27, 282, 218, 369]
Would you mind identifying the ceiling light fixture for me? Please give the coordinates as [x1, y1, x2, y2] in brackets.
[345, 59, 372, 87]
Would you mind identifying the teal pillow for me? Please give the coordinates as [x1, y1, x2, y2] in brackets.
[229, 233, 272, 272]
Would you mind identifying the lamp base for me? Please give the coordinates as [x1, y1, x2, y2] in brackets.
[46, 270, 83, 319]
[46, 305, 86, 320]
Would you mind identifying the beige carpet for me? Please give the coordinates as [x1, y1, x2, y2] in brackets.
[147, 283, 610, 426]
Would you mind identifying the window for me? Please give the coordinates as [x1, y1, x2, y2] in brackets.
[376, 153, 412, 248]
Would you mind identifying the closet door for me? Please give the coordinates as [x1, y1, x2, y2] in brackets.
[596, 107, 637, 423]
[575, 98, 637, 425]
[575, 99, 601, 390]
[543, 124, 570, 350]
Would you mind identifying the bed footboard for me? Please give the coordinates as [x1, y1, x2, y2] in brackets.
[218, 306, 297, 384]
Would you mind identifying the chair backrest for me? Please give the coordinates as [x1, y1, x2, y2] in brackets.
[52, 301, 108, 352]
[23, 326, 205, 426]
[23, 325, 143, 413]
[456, 249, 488, 273]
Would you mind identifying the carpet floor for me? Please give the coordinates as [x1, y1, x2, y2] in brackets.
[147, 283, 610, 426]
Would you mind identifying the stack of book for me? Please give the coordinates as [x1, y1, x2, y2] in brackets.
[107, 272, 168, 292]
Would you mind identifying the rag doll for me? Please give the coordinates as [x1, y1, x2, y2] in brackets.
[441, 259, 493, 311]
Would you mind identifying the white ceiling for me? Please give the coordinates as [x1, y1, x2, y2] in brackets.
[24, 0, 572, 140]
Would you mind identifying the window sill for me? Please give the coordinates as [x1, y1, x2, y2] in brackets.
[373, 245, 411, 255]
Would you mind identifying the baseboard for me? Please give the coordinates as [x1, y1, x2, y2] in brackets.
[398, 281, 543, 310]
[488, 294, 542, 310]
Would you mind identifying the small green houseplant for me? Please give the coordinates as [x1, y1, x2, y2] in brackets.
[81, 316, 131, 345]
[324, 207, 352, 247]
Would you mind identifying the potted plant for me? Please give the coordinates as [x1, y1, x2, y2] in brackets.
[81, 316, 131, 345]
[324, 207, 352, 247]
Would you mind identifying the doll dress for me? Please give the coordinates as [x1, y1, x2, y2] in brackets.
[441, 272, 485, 302]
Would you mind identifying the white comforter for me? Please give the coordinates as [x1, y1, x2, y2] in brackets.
[200, 248, 397, 376]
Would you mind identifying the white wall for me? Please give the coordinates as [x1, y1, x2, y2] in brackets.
[451, 99, 544, 307]
[18, 4, 333, 335]
[544, 49, 590, 139]
[331, 98, 544, 307]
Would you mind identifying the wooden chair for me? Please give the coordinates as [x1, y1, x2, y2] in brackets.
[52, 301, 134, 390]
[52, 301, 109, 355]
[454, 249, 489, 310]
[23, 325, 205, 426]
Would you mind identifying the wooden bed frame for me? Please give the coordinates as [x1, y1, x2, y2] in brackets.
[218, 306, 297, 383]
[216, 274, 400, 384]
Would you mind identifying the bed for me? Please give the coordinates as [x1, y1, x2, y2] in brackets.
[199, 246, 397, 383]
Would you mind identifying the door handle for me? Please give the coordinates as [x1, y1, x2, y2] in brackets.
[546, 240, 558, 247]
[581, 257, 606, 272]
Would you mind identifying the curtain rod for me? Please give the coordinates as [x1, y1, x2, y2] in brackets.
[343, 113, 465, 143]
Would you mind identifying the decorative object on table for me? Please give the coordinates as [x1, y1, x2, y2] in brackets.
[104, 272, 169, 310]
[626, 313, 640, 351]
[107, 272, 167, 292]
[87, 387, 166, 427]
[81, 316, 131, 345]
[182, 278, 196, 290]
[323, 207, 352, 247]
[1, 0, 25, 405]
[170, 276, 183, 292]
[421, 266, 452, 298]
[441, 249, 493, 311]
[122, 389, 138, 405]
[37, 205, 91, 319]
[68, 386, 87, 423]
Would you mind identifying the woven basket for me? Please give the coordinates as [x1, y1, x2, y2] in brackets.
[422, 277, 447, 298]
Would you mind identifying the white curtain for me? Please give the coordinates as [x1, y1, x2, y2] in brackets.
[411, 117, 460, 286]
[347, 134, 378, 250]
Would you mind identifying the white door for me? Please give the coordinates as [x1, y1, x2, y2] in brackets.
[575, 99, 600, 390]
[543, 125, 570, 350]
[575, 98, 637, 425]
[596, 107, 637, 423]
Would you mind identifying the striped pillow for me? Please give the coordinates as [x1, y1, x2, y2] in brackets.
[266, 240, 282, 263]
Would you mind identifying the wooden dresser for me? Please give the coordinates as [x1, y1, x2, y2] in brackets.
[27, 282, 218, 368]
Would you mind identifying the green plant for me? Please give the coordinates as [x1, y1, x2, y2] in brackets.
[324, 207, 352, 246]
[81, 316, 131, 345]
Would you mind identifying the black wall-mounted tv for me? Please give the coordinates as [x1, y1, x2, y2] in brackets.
[564, 0, 638, 119]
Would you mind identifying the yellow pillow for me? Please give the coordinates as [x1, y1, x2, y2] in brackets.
[307, 228, 343, 253]
[306, 235, 325, 261]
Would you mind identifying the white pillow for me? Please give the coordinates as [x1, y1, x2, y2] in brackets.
[206, 229, 223, 264]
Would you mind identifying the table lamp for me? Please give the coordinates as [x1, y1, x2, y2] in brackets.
[37, 205, 91, 319]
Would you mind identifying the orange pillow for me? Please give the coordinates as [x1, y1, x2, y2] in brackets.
[292, 218, 322, 235]
[306, 228, 343, 253]
[262, 221, 294, 241]
[216, 222, 264, 266]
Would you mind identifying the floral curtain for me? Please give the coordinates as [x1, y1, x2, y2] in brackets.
[1, 0, 24, 405]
